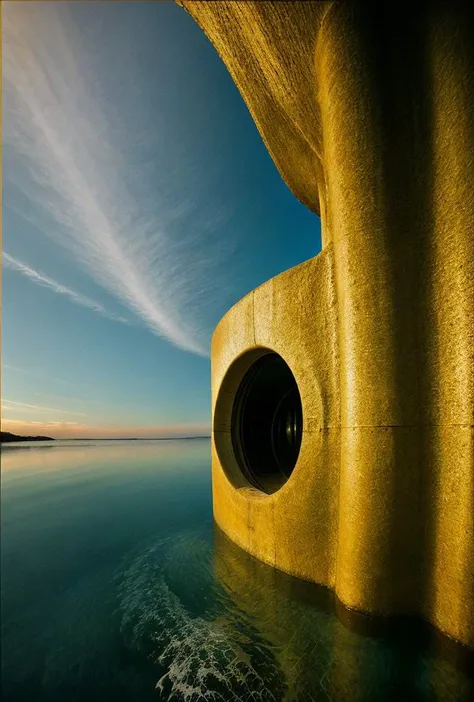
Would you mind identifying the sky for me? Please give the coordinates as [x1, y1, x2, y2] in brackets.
[1, 1, 321, 439]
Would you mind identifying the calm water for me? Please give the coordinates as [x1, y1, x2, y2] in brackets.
[1, 439, 472, 701]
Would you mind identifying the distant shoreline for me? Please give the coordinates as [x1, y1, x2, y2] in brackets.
[1, 433, 210, 443]
[70, 436, 211, 441]
[1, 432, 54, 443]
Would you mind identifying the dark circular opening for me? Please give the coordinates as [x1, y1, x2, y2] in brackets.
[231, 352, 303, 494]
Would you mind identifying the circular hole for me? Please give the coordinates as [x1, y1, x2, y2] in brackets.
[231, 352, 303, 494]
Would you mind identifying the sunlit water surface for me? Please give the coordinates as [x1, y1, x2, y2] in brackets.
[1, 439, 472, 701]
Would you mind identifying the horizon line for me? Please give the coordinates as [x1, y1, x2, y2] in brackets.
[1, 434, 211, 442]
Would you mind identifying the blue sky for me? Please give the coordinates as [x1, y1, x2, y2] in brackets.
[2, 1, 321, 438]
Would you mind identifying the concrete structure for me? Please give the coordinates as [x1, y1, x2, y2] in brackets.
[177, 1, 474, 649]
[214, 525, 474, 698]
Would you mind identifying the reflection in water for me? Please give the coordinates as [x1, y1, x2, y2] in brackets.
[214, 526, 474, 702]
[212, 527, 474, 701]
[116, 530, 285, 701]
[2, 440, 473, 701]
[115, 523, 473, 701]
[1, 439, 209, 475]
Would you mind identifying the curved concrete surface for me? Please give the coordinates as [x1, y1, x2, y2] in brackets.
[177, 0, 474, 649]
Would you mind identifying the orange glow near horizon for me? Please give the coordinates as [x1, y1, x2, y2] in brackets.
[1, 418, 211, 439]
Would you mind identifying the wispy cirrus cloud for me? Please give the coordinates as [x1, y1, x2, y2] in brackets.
[2, 363, 82, 389]
[2, 3, 234, 357]
[1, 399, 88, 417]
[3, 253, 130, 325]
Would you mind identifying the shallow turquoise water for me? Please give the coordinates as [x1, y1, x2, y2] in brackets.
[1, 439, 472, 701]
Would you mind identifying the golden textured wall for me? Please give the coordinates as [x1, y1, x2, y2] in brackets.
[214, 525, 474, 700]
[178, 1, 474, 649]
[212, 247, 340, 587]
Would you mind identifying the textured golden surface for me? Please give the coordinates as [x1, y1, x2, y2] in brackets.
[178, 1, 474, 648]
[214, 525, 474, 698]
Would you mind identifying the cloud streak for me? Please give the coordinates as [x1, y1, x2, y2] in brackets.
[2, 3, 234, 357]
[2, 363, 84, 389]
[1, 398, 88, 417]
[3, 253, 130, 325]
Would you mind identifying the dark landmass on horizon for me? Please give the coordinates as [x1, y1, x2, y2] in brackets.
[70, 436, 211, 441]
[1, 433, 211, 445]
[1, 431, 55, 443]
[1, 434, 210, 443]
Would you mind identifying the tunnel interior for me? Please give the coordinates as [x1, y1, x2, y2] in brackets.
[231, 352, 303, 494]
